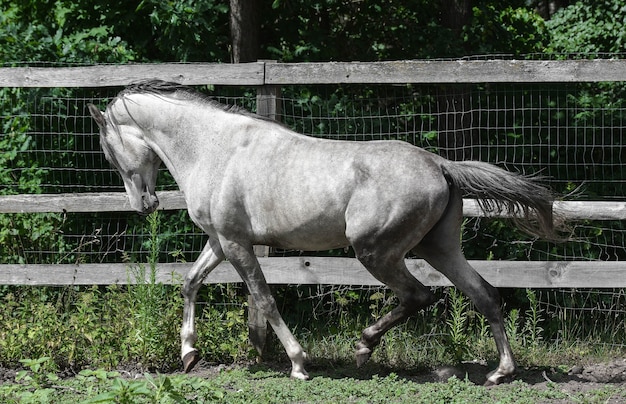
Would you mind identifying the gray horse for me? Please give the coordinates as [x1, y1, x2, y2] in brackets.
[88, 80, 556, 385]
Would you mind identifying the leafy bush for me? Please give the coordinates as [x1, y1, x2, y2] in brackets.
[136, 0, 229, 61]
[0, 1, 137, 64]
[464, 5, 549, 55]
[547, 0, 626, 54]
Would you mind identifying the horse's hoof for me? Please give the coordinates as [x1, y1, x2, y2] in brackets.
[290, 369, 310, 380]
[484, 371, 515, 386]
[483, 379, 497, 387]
[183, 351, 200, 373]
[355, 347, 372, 368]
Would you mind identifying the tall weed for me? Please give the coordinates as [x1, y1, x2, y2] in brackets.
[123, 212, 183, 370]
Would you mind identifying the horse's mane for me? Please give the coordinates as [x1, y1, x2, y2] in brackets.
[118, 79, 268, 121]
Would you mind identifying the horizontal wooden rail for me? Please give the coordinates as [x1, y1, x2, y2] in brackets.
[3, 60, 626, 88]
[1, 192, 625, 220]
[463, 199, 626, 221]
[0, 63, 265, 87]
[265, 59, 626, 84]
[0, 191, 187, 213]
[2, 258, 624, 288]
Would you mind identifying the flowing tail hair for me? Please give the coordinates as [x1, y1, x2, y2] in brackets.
[441, 160, 559, 240]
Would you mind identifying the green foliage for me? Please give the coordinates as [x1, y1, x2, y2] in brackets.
[547, 0, 626, 54]
[464, 5, 549, 55]
[3, 284, 626, 402]
[523, 289, 543, 347]
[0, 213, 247, 371]
[280, 84, 438, 149]
[446, 288, 471, 360]
[266, 1, 452, 61]
[15, 357, 59, 389]
[1, 0, 550, 64]
[0, 283, 250, 390]
[0, 0, 139, 265]
[83, 374, 194, 404]
[124, 212, 184, 370]
[136, 0, 229, 61]
[6, 364, 626, 403]
[0, 100, 41, 192]
[196, 284, 251, 363]
[0, 212, 69, 264]
[0, 1, 137, 64]
[265, 1, 549, 62]
[0, 87, 70, 264]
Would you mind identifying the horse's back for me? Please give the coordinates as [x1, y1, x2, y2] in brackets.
[212, 131, 451, 251]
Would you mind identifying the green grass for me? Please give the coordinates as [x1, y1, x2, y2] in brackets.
[2, 364, 625, 403]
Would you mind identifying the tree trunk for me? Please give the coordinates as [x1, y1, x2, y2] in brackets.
[229, 0, 261, 63]
[437, 0, 475, 161]
[535, 1, 572, 20]
[439, 0, 471, 35]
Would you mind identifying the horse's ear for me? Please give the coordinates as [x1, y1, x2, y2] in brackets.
[87, 104, 106, 129]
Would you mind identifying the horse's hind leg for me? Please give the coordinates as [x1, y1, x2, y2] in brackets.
[419, 247, 516, 385]
[353, 249, 437, 367]
[414, 189, 516, 385]
[181, 238, 225, 372]
[219, 238, 309, 380]
[432, 254, 514, 385]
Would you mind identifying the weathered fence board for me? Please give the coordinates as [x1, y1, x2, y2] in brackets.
[2, 258, 624, 288]
[1, 192, 624, 220]
[265, 59, 626, 84]
[3, 60, 626, 88]
[0, 63, 265, 87]
[0, 191, 186, 213]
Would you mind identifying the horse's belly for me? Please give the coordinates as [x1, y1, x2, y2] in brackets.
[272, 233, 349, 251]
[251, 212, 350, 251]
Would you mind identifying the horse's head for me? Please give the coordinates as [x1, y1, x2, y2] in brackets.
[88, 103, 161, 215]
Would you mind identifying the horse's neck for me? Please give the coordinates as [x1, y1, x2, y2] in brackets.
[143, 102, 239, 193]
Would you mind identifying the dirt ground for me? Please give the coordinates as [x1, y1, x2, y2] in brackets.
[2, 357, 626, 396]
[418, 359, 626, 392]
[193, 357, 626, 398]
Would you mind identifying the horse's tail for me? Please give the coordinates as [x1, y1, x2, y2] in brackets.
[441, 160, 558, 240]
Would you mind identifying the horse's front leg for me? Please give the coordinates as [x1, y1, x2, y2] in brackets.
[181, 238, 225, 372]
[220, 238, 309, 380]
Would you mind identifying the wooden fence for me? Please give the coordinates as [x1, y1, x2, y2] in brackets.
[2, 60, 626, 288]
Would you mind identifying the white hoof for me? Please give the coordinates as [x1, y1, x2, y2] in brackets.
[290, 369, 310, 380]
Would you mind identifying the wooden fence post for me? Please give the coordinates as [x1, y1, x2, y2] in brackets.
[248, 63, 281, 360]
[256, 63, 282, 120]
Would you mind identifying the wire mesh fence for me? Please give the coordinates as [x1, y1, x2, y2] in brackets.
[2, 63, 626, 346]
[3, 81, 626, 263]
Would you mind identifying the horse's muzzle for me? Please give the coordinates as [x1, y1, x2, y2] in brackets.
[139, 193, 159, 216]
